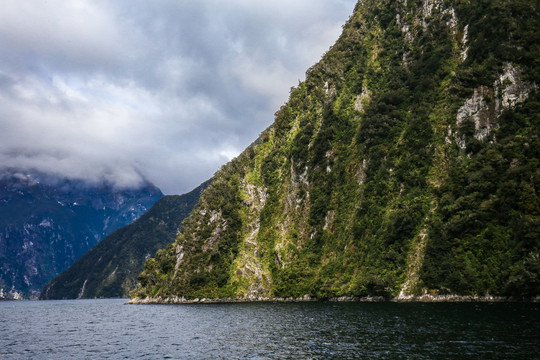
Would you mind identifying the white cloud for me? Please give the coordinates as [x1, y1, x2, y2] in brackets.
[0, 0, 356, 194]
[0, 0, 126, 73]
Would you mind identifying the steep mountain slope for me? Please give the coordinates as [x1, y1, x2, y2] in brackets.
[0, 170, 162, 299]
[40, 181, 209, 299]
[131, 0, 540, 302]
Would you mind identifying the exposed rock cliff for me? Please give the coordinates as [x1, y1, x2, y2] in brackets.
[131, 0, 540, 302]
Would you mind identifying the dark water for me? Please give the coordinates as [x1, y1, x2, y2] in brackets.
[0, 299, 538, 359]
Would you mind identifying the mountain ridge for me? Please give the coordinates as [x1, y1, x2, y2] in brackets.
[40, 180, 209, 299]
[0, 169, 162, 299]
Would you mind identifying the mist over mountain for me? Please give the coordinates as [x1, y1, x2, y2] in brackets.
[0, 1, 354, 196]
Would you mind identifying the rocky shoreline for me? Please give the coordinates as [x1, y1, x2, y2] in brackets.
[126, 294, 539, 304]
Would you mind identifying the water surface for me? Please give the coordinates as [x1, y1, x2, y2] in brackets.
[1, 299, 538, 359]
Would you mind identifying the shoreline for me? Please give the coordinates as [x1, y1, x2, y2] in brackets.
[126, 294, 539, 305]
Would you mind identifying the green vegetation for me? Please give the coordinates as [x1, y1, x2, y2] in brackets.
[132, 0, 540, 301]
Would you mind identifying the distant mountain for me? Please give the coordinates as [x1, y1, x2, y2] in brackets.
[131, 0, 540, 303]
[40, 180, 209, 299]
[0, 170, 162, 299]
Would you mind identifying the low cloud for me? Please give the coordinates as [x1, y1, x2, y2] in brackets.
[0, 0, 355, 194]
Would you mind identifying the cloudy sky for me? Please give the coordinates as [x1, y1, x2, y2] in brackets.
[0, 0, 356, 195]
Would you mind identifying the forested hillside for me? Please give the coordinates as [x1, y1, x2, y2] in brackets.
[131, 0, 539, 302]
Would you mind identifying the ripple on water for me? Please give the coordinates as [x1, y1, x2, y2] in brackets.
[1, 300, 539, 359]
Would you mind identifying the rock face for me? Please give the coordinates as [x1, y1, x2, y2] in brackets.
[131, 0, 540, 302]
[40, 181, 209, 299]
[0, 170, 162, 299]
[454, 63, 536, 148]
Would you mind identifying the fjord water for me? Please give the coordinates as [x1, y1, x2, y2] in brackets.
[1, 299, 538, 359]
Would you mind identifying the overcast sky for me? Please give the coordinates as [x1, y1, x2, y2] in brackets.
[0, 0, 356, 195]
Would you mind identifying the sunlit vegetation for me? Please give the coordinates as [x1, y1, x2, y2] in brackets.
[132, 0, 540, 301]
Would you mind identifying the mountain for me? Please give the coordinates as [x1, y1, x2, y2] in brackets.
[130, 0, 540, 303]
[0, 170, 162, 299]
[40, 180, 209, 299]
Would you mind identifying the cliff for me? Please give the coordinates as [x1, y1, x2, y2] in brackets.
[131, 0, 540, 302]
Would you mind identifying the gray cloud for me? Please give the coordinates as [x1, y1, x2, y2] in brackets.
[0, 0, 355, 194]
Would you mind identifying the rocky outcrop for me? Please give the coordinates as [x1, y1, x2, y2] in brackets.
[455, 63, 536, 149]
[228, 182, 271, 299]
